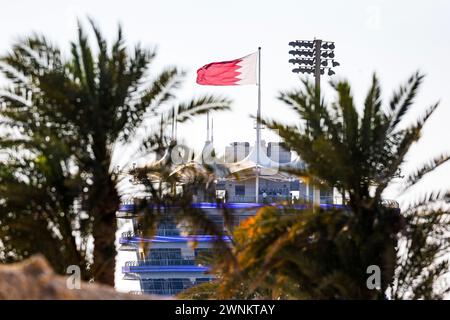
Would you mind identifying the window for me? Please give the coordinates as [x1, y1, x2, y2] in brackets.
[141, 278, 193, 295]
[235, 185, 245, 196]
[157, 220, 180, 236]
[149, 248, 182, 260]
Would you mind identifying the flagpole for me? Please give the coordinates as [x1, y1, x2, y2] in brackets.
[255, 47, 261, 203]
[207, 111, 210, 142]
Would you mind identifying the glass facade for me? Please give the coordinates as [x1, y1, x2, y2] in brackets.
[119, 210, 245, 295]
[140, 278, 212, 295]
[150, 248, 182, 260]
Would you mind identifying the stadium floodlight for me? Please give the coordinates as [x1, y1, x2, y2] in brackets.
[289, 58, 315, 66]
[332, 60, 340, 67]
[289, 49, 315, 57]
[288, 39, 340, 92]
[289, 40, 315, 48]
[292, 67, 315, 75]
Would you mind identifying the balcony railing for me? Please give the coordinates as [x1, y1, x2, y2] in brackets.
[119, 197, 399, 216]
[121, 229, 180, 240]
[141, 289, 183, 295]
[122, 231, 134, 239]
[123, 260, 210, 273]
[227, 195, 256, 203]
[125, 257, 198, 267]
[228, 195, 339, 204]
[228, 195, 294, 203]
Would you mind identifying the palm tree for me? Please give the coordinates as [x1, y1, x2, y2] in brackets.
[261, 73, 449, 298]
[188, 195, 450, 299]
[267, 73, 439, 211]
[0, 128, 91, 279]
[0, 19, 231, 285]
[180, 73, 450, 299]
[265, 73, 450, 298]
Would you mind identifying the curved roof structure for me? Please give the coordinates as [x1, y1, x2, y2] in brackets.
[223, 144, 305, 181]
[140, 141, 306, 183]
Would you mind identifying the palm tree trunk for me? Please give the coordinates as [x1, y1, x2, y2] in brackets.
[91, 175, 120, 286]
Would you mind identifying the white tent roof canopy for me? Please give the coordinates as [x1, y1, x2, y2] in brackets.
[142, 141, 305, 182]
[225, 144, 304, 175]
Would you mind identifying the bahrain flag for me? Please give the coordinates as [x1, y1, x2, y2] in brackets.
[196, 52, 257, 86]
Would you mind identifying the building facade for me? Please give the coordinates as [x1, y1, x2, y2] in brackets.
[118, 141, 335, 296]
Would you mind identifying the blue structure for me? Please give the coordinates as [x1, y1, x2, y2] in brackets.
[117, 202, 263, 295]
[117, 141, 338, 296]
[117, 202, 347, 295]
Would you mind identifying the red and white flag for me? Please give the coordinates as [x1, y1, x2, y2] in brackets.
[196, 52, 257, 86]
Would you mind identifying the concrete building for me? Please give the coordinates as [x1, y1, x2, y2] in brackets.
[224, 142, 250, 163]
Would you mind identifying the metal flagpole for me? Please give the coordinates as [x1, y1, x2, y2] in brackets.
[211, 117, 214, 144]
[255, 47, 261, 203]
[207, 111, 210, 142]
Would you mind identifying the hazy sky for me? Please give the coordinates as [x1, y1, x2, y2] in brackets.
[1, 0, 450, 291]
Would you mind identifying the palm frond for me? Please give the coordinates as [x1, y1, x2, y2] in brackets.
[175, 95, 231, 122]
[389, 72, 424, 130]
[402, 154, 450, 191]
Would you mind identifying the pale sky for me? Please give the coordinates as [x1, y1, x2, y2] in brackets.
[1, 0, 450, 291]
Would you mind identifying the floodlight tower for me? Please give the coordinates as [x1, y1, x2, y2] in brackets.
[288, 39, 340, 92]
[288, 39, 340, 206]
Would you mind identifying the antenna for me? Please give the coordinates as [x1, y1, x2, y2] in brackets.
[174, 106, 178, 141]
[171, 108, 175, 139]
[211, 117, 214, 144]
[206, 111, 210, 142]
